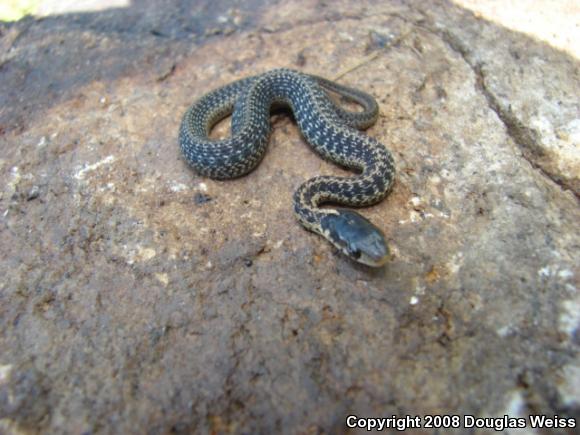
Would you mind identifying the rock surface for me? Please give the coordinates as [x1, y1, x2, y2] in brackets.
[0, 0, 579, 433]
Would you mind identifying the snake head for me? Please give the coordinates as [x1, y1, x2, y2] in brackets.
[320, 210, 390, 267]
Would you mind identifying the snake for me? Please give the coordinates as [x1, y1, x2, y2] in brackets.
[179, 68, 396, 267]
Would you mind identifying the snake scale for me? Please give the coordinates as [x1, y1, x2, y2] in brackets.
[179, 68, 395, 267]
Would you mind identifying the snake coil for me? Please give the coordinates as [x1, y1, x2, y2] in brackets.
[179, 68, 395, 266]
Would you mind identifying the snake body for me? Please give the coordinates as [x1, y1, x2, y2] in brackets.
[179, 68, 395, 266]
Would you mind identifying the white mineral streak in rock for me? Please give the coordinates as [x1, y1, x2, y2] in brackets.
[0, 364, 12, 384]
[120, 244, 157, 265]
[155, 273, 169, 286]
[559, 298, 580, 338]
[558, 363, 580, 407]
[501, 390, 537, 435]
[170, 182, 188, 192]
[74, 155, 116, 180]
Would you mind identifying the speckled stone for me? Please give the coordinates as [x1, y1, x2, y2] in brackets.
[0, 1, 578, 434]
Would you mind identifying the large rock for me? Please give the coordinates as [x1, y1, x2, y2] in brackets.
[0, 0, 578, 433]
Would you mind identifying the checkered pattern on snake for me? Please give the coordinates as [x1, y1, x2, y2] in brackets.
[179, 68, 396, 267]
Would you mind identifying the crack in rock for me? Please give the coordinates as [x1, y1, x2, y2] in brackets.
[422, 24, 579, 200]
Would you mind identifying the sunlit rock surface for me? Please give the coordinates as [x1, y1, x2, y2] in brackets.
[0, 0, 578, 433]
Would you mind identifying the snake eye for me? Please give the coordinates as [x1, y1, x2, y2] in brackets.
[348, 246, 361, 259]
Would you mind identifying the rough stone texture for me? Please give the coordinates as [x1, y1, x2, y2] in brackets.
[0, 0, 579, 433]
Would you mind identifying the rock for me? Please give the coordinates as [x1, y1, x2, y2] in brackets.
[0, 0, 578, 433]
[194, 192, 213, 204]
[26, 185, 40, 201]
[0, 364, 50, 427]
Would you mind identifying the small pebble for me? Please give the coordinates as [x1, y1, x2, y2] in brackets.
[27, 185, 40, 201]
[368, 30, 395, 50]
[194, 193, 212, 204]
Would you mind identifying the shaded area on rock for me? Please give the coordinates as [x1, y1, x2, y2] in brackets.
[0, 0, 579, 434]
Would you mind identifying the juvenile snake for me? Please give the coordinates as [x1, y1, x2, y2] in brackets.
[179, 68, 395, 266]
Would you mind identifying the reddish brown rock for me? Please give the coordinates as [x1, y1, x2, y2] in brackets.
[0, 1, 578, 433]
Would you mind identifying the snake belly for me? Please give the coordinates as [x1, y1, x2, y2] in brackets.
[179, 68, 396, 267]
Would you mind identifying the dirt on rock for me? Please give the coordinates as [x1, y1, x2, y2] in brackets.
[0, 1, 579, 433]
